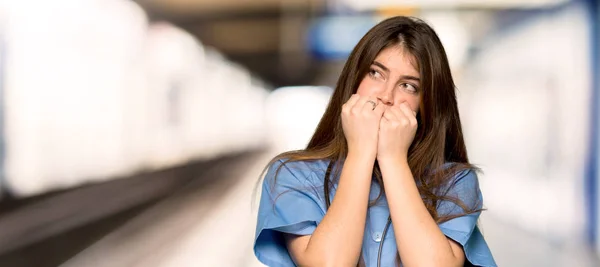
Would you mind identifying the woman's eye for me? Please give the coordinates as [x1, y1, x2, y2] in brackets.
[369, 69, 383, 80]
[400, 83, 418, 93]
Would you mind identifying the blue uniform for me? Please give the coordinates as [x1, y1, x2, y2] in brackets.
[254, 159, 497, 267]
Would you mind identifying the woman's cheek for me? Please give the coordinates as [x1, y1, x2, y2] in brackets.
[356, 81, 373, 97]
[410, 98, 421, 113]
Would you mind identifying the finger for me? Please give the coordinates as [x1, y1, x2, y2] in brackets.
[388, 105, 405, 120]
[360, 96, 379, 112]
[352, 95, 370, 112]
[383, 107, 398, 121]
[380, 108, 391, 127]
[396, 102, 412, 117]
[373, 99, 386, 116]
[379, 112, 390, 130]
[344, 94, 360, 110]
[379, 112, 389, 129]
[398, 102, 418, 125]
[342, 94, 360, 114]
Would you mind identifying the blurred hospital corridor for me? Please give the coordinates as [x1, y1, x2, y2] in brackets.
[1, 0, 600, 266]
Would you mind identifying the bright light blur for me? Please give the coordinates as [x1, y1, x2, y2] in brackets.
[0, 0, 598, 266]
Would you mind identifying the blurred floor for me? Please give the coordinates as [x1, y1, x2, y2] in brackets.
[2, 149, 597, 267]
[59, 150, 272, 267]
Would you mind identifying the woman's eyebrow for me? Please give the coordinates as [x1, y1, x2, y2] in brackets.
[401, 75, 420, 82]
[372, 61, 389, 73]
[373, 61, 420, 82]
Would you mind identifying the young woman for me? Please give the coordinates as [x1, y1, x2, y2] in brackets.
[254, 16, 497, 267]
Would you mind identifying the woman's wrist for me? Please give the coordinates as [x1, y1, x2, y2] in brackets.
[347, 145, 377, 161]
[346, 149, 377, 169]
[377, 155, 409, 169]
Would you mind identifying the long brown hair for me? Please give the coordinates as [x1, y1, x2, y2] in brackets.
[261, 15, 481, 261]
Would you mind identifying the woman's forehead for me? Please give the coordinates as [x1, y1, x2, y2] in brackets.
[373, 46, 419, 77]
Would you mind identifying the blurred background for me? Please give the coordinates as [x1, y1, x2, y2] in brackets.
[0, 0, 599, 266]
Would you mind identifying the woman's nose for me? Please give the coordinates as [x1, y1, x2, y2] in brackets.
[377, 86, 394, 106]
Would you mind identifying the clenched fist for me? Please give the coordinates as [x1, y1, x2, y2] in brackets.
[341, 94, 385, 159]
[377, 102, 418, 162]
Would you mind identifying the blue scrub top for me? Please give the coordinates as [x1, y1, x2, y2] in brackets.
[254, 159, 497, 267]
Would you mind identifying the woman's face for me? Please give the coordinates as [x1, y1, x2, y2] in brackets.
[356, 45, 421, 113]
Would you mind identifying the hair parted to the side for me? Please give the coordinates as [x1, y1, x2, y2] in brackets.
[257, 16, 483, 265]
